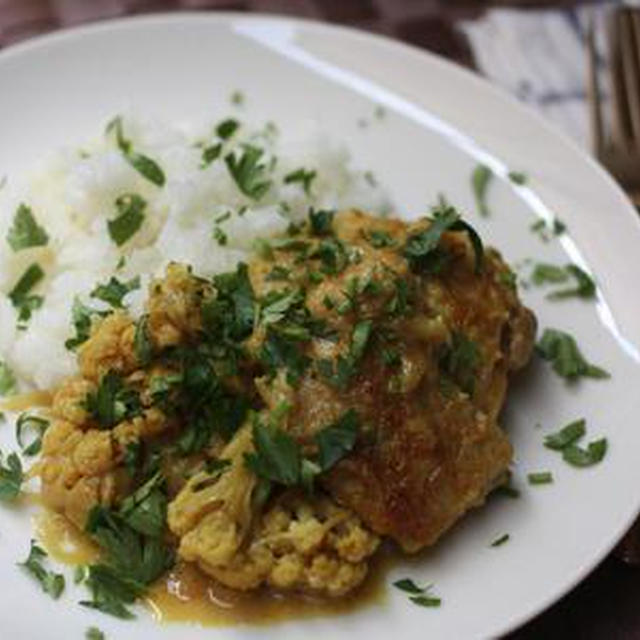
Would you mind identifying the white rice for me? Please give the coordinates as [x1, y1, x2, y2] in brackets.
[0, 113, 389, 391]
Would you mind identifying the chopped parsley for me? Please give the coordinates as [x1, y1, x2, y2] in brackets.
[107, 116, 166, 186]
[439, 332, 480, 395]
[531, 263, 568, 285]
[107, 194, 146, 247]
[472, 163, 493, 217]
[490, 533, 510, 547]
[213, 226, 228, 246]
[315, 409, 359, 470]
[0, 360, 16, 395]
[225, 144, 272, 200]
[308, 208, 335, 236]
[15, 413, 49, 456]
[201, 142, 222, 168]
[508, 171, 528, 185]
[84, 371, 143, 429]
[0, 450, 23, 501]
[311, 238, 349, 275]
[90, 276, 140, 309]
[543, 419, 586, 450]
[527, 471, 553, 485]
[215, 118, 239, 140]
[530, 217, 566, 241]
[7, 204, 49, 251]
[544, 418, 607, 468]
[366, 229, 395, 248]
[65, 298, 108, 350]
[9, 262, 44, 326]
[284, 167, 316, 195]
[536, 328, 609, 381]
[265, 266, 291, 282]
[404, 205, 484, 275]
[19, 540, 65, 599]
[134, 315, 153, 367]
[393, 579, 441, 607]
[547, 265, 595, 300]
[230, 90, 245, 106]
[86, 628, 105, 640]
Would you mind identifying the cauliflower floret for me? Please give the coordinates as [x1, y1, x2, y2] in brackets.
[147, 263, 209, 348]
[78, 311, 137, 382]
[168, 425, 380, 599]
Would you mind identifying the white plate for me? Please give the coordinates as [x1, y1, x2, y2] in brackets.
[0, 13, 639, 640]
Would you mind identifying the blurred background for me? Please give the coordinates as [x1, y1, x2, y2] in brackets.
[1, 0, 639, 637]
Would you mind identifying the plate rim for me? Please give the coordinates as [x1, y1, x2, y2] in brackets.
[0, 11, 639, 638]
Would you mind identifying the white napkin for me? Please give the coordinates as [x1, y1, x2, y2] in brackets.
[459, 3, 621, 148]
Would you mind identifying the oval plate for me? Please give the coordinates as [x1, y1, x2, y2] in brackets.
[0, 13, 639, 640]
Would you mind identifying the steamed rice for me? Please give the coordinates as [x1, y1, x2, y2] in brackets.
[0, 113, 388, 391]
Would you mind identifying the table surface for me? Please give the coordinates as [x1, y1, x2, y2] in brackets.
[0, 1, 636, 638]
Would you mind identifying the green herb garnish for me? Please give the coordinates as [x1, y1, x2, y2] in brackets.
[490, 533, 510, 547]
[531, 263, 569, 285]
[0, 450, 23, 501]
[19, 540, 65, 599]
[134, 315, 153, 367]
[84, 371, 142, 429]
[393, 579, 441, 607]
[472, 164, 493, 217]
[86, 627, 105, 640]
[544, 419, 586, 450]
[547, 265, 595, 300]
[562, 438, 607, 467]
[284, 168, 316, 195]
[108, 116, 165, 186]
[65, 298, 108, 351]
[107, 194, 146, 247]
[201, 142, 222, 168]
[215, 118, 239, 140]
[90, 276, 140, 309]
[508, 171, 528, 185]
[9, 262, 44, 325]
[366, 229, 395, 248]
[16, 413, 49, 456]
[527, 471, 553, 485]
[225, 144, 272, 200]
[309, 208, 335, 236]
[0, 360, 16, 395]
[7, 204, 49, 251]
[439, 332, 480, 395]
[536, 328, 609, 381]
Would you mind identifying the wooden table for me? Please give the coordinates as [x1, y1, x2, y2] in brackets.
[0, 1, 634, 637]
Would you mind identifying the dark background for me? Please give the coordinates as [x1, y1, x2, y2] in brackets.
[1, 1, 638, 638]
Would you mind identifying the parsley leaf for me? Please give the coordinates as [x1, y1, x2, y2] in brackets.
[562, 438, 607, 467]
[366, 229, 395, 248]
[86, 627, 105, 640]
[404, 205, 484, 274]
[201, 142, 222, 168]
[107, 194, 146, 246]
[108, 116, 165, 186]
[547, 265, 595, 300]
[65, 298, 108, 351]
[284, 168, 317, 195]
[315, 409, 359, 471]
[19, 540, 65, 599]
[439, 332, 480, 395]
[215, 118, 239, 140]
[15, 413, 49, 456]
[393, 578, 424, 595]
[90, 276, 140, 309]
[318, 320, 372, 389]
[224, 145, 272, 200]
[0, 360, 16, 395]
[490, 533, 510, 547]
[7, 204, 49, 251]
[544, 419, 586, 450]
[527, 471, 553, 485]
[80, 564, 139, 619]
[133, 315, 153, 367]
[0, 450, 23, 501]
[9, 262, 44, 325]
[472, 164, 493, 216]
[118, 472, 167, 538]
[536, 328, 609, 381]
[508, 171, 528, 185]
[84, 371, 142, 429]
[393, 578, 441, 607]
[308, 208, 335, 236]
[531, 263, 568, 285]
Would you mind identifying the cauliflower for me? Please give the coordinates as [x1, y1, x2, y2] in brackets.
[168, 423, 379, 597]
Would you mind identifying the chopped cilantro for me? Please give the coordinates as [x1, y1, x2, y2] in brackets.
[284, 167, 316, 195]
[15, 413, 49, 456]
[107, 116, 165, 186]
[213, 226, 228, 246]
[311, 237, 348, 275]
[107, 194, 146, 246]
[410, 595, 442, 607]
[230, 90, 245, 106]
[472, 164, 493, 217]
[265, 265, 291, 282]
[0, 360, 16, 395]
[118, 472, 167, 538]
[86, 627, 105, 640]
[315, 409, 358, 470]
[393, 578, 424, 595]
[563, 438, 607, 467]
[318, 320, 372, 389]
[0, 450, 23, 501]
[531, 263, 568, 285]
[224, 144, 272, 200]
[439, 332, 480, 395]
[366, 229, 395, 248]
[527, 471, 553, 485]
[547, 265, 595, 300]
[90, 276, 140, 309]
[134, 315, 153, 367]
[7, 204, 48, 251]
[393, 579, 441, 607]
[536, 328, 609, 381]
[308, 208, 335, 236]
[19, 540, 65, 599]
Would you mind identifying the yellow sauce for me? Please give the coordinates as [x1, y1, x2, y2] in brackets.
[33, 507, 389, 626]
[146, 554, 389, 627]
[33, 509, 99, 565]
[1, 390, 53, 411]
